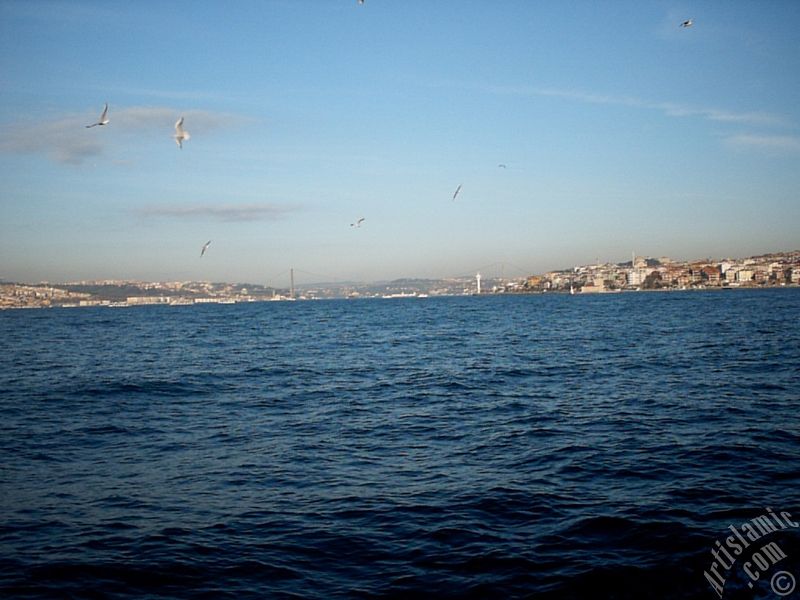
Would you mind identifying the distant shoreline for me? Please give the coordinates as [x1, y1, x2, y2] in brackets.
[2, 283, 798, 311]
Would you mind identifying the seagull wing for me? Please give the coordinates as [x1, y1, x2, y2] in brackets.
[86, 103, 107, 127]
[175, 117, 185, 134]
[452, 184, 462, 201]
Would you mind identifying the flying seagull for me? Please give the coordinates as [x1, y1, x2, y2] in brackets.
[452, 184, 462, 201]
[498, 164, 507, 169]
[200, 240, 211, 257]
[174, 117, 190, 149]
[681, 19, 693, 27]
[85, 103, 109, 128]
[351, 217, 365, 228]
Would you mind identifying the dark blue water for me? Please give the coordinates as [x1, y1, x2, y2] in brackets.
[1, 290, 799, 599]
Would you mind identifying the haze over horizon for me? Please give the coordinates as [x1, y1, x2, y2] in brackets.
[2, 1, 799, 286]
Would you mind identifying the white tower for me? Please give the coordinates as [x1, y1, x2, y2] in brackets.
[476, 272, 482, 295]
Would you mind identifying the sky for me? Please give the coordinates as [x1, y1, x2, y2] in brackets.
[1, 0, 799, 286]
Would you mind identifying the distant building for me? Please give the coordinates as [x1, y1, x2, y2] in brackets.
[581, 279, 605, 293]
[628, 269, 649, 287]
[701, 265, 721, 285]
[526, 275, 543, 288]
[662, 266, 686, 287]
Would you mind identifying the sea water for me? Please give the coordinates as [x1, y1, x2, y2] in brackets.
[1, 290, 799, 598]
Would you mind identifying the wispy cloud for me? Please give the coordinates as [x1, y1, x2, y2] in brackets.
[87, 84, 234, 104]
[461, 82, 796, 154]
[137, 203, 298, 223]
[0, 105, 245, 165]
[0, 114, 103, 165]
[725, 134, 800, 152]
[651, 102, 783, 126]
[493, 84, 786, 127]
[105, 106, 245, 134]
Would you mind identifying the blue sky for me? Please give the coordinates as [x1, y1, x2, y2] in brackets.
[1, 1, 799, 285]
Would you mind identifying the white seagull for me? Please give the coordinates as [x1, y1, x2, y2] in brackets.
[174, 117, 190, 149]
[351, 217, 365, 228]
[85, 103, 109, 128]
[681, 19, 693, 27]
[200, 240, 211, 257]
[452, 184, 462, 201]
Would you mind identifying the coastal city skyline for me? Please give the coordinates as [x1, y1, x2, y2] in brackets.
[3, 247, 798, 309]
[2, 2, 799, 284]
